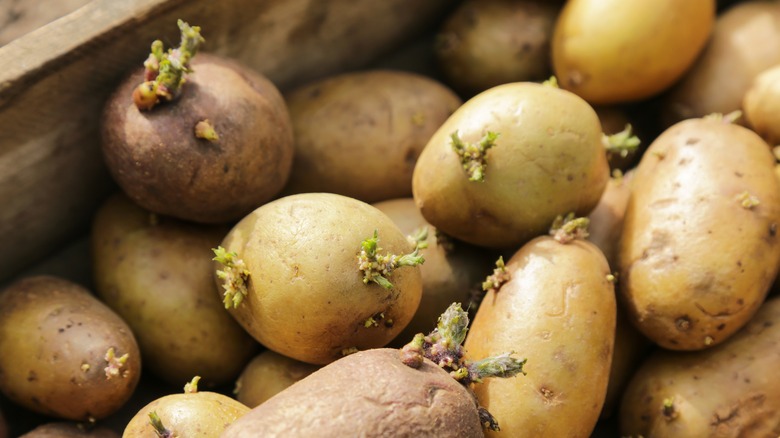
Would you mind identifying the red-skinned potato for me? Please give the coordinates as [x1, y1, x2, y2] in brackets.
[101, 22, 293, 224]
[0, 276, 140, 421]
[620, 296, 780, 437]
[222, 349, 485, 437]
[619, 117, 780, 350]
[214, 193, 423, 365]
[464, 234, 616, 437]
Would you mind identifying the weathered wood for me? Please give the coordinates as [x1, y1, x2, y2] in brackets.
[0, 0, 453, 283]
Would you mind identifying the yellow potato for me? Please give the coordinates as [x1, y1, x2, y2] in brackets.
[464, 236, 616, 437]
[744, 64, 780, 145]
[619, 117, 780, 350]
[552, 0, 714, 104]
[234, 350, 319, 408]
[620, 296, 780, 437]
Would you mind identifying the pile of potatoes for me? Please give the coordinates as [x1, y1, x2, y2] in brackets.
[4, 0, 780, 436]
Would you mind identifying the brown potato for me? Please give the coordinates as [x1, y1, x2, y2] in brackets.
[234, 350, 319, 408]
[619, 117, 780, 350]
[222, 349, 484, 437]
[744, 64, 780, 145]
[0, 276, 140, 421]
[663, 0, 780, 125]
[435, 0, 560, 96]
[587, 170, 634, 269]
[19, 422, 119, 438]
[620, 296, 780, 437]
[215, 193, 423, 365]
[282, 70, 461, 203]
[412, 81, 609, 249]
[464, 236, 616, 437]
[372, 198, 492, 343]
[91, 193, 258, 387]
[552, 0, 714, 104]
[101, 52, 294, 224]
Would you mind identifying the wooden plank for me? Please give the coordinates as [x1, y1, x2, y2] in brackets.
[0, 0, 453, 284]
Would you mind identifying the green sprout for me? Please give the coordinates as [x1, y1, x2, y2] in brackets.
[104, 347, 129, 379]
[357, 230, 424, 289]
[603, 124, 641, 158]
[133, 19, 205, 110]
[451, 130, 500, 182]
[212, 246, 250, 309]
[549, 213, 590, 244]
[148, 411, 174, 438]
[482, 256, 510, 294]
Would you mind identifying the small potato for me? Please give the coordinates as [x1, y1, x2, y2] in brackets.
[412, 82, 609, 249]
[0, 276, 140, 421]
[123, 381, 249, 437]
[234, 350, 319, 408]
[435, 0, 560, 96]
[663, 0, 780, 125]
[619, 117, 780, 350]
[552, 0, 714, 104]
[744, 64, 780, 144]
[282, 70, 462, 203]
[222, 349, 484, 437]
[620, 296, 780, 437]
[372, 198, 492, 343]
[464, 236, 616, 437]
[587, 170, 634, 269]
[20, 422, 119, 438]
[91, 193, 258, 387]
[215, 193, 423, 365]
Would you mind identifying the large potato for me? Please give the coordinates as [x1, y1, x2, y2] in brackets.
[216, 193, 423, 365]
[282, 70, 461, 203]
[662, 0, 780, 125]
[619, 117, 780, 350]
[0, 276, 140, 421]
[552, 0, 714, 104]
[464, 235, 616, 437]
[222, 349, 484, 437]
[91, 193, 258, 387]
[412, 82, 609, 249]
[620, 296, 780, 437]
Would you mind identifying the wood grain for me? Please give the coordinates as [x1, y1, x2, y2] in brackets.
[0, 0, 452, 284]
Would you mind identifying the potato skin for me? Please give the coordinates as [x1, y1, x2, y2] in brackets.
[662, 1, 780, 125]
[552, 0, 714, 104]
[464, 236, 616, 437]
[744, 64, 780, 144]
[0, 276, 141, 421]
[222, 348, 484, 438]
[101, 53, 294, 224]
[91, 193, 258, 387]
[618, 118, 780, 350]
[123, 391, 249, 437]
[412, 82, 609, 249]
[372, 198, 492, 344]
[435, 0, 560, 96]
[218, 193, 423, 365]
[234, 350, 319, 408]
[20, 422, 119, 438]
[620, 297, 780, 437]
[282, 70, 461, 203]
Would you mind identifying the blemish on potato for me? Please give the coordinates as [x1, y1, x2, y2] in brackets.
[675, 317, 691, 331]
[685, 138, 700, 146]
[26, 371, 37, 382]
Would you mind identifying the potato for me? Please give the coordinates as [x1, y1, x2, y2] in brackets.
[372, 198, 491, 343]
[282, 70, 461, 203]
[91, 193, 258, 387]
[662, 0, 780, 125]
[0, 276, 140, 421]
[434, 0, 560, 96]
[101, 47, 294, 224]
[215, 193, 423, 365]
[618, 117, 780, 350]
[620, 296, 780, 437]
[234, 350, 319, 408]
[19, 422, 119, 438]
[412, 81, 609, 249]
[587, 170, 634, 269]
[464, 235, 616, 437]
[744, 64, 780, 145]
[552, 0, 714, 104]
[123, 378, 249, 437]
[222, 348, 484, 437]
